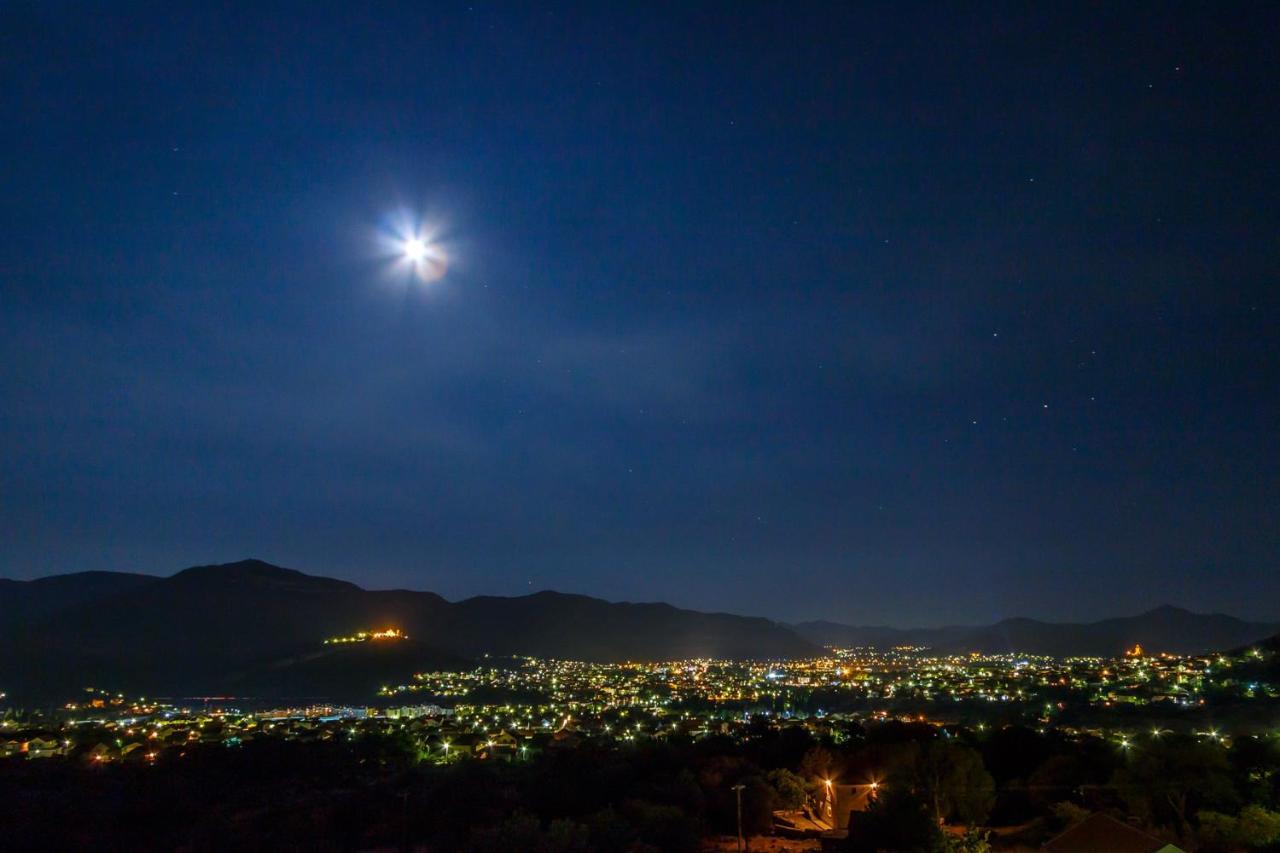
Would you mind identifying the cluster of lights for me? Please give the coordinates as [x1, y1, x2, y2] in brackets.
[6, 640, 1273, 769]
[324, 628, 406, 645]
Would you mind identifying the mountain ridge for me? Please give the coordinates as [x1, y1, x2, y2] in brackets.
[793, 604, 1279, 657]
[5, 561, 1277, 702]
[0, 559, 817, 701]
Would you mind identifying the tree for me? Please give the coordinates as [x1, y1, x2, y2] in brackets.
[545, 819, 592, 852]
[621, 799, 702, 853]
[739, 775, 779, 836]
[767, 768, 808, 810]
[800, 745, 838, 785]
[1236, 806, 1280, 847]
[943, 827, 992, 853]
[1112, 736, 1234, 835]
[1198, 806, 1280, 850]
[466, 813, 596, 853]
[980, 726, 1056, 786]
[845, 789, 943, 853]
[584, 807, 636, 852]
[893, 741, 995, 826]
[465, 812, 543, 853]
[1198, 812, 1236, 850]
[1028, 755, 1089, 811]
[756, 725, 817, 771]
[1228, 735, 1280, 806]
[1049, 801, 1090, 829]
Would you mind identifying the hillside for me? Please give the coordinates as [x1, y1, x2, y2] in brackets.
[0, 571, 158, 632]
[0, 559, 817, 701]
[8, 560, 1272, 702]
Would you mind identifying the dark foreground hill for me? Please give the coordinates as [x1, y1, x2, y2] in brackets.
[0, 559, 817, 701]
[794, 605, 1279, 657]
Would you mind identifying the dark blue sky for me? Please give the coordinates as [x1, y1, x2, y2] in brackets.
[2, 2, 1277, 626]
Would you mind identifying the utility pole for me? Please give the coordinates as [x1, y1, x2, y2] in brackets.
[399, 790, 409, 852]
[732, 783, 746, 853]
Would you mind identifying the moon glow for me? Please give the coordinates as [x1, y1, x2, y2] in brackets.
[398, 233, 447, 282]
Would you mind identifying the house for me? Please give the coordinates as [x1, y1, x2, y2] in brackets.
[121, 742, 149, 761]
[447, 733, 482, 756]
[25, 736, 64, 758]
[820, 782, 875, 831]
[1043, 813, 1186, 853]
[547, 729, 582, 751]
[479, 730, 519, 760]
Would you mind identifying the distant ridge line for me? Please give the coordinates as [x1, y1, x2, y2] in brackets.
[792, 605, 1279, 657]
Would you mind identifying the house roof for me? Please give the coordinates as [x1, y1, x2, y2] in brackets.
[1043, 813, 1184, 853]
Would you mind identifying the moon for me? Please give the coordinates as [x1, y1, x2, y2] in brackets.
[400, 235, 448, 281]
[378, 212, 450, 283]
[403, 238, 428, 263]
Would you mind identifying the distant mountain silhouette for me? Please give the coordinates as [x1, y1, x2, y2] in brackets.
[794, 604, 1279, 656]
[7, 560, 1273, 702]
[0, 570, 156, 632]
[0, 559, 817, 701]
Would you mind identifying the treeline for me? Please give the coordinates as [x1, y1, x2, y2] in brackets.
[1, 719, 1278, 851]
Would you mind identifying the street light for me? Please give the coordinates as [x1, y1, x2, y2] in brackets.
[732, 783, 747, 850]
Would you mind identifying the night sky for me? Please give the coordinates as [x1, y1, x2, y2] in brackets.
[2, 3, 1277, 626]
